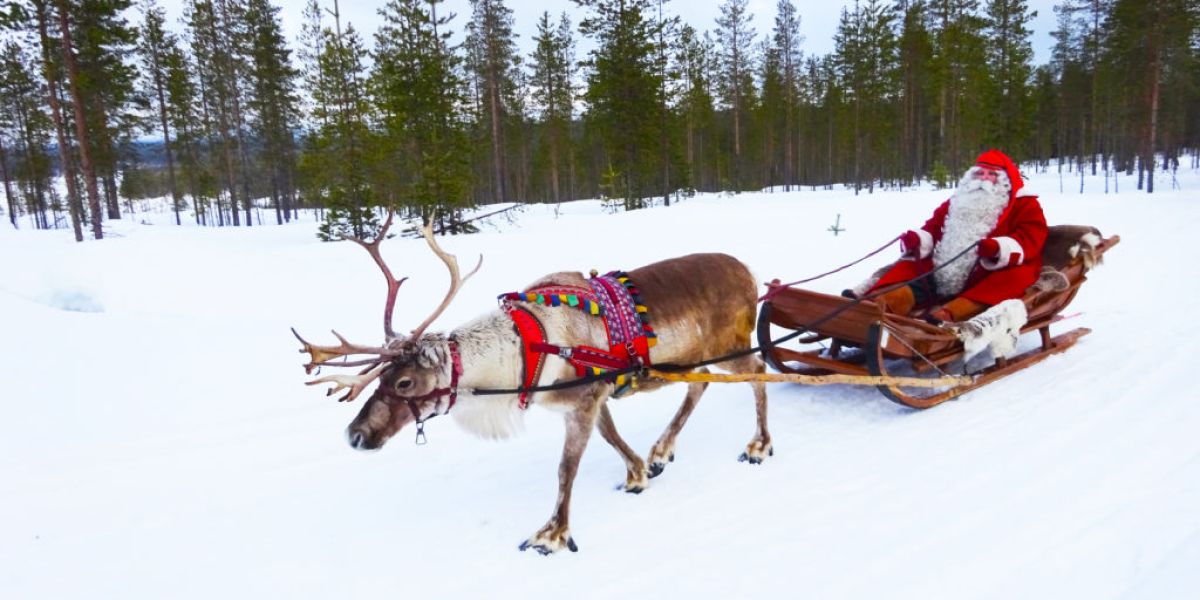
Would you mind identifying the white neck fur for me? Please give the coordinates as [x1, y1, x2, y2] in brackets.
[436, 312, 527, 440]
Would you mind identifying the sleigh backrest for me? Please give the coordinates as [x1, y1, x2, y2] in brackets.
[1024, 226, 1119, 325]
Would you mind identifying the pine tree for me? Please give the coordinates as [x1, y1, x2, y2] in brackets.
[244, 0, 300, 224]
[138, 0, 184, 225]
[529, 11, 576, 203]
[71, 0, 140, 222]
[465, 0, 520, 204]
[31, 0, 84, 239]
[373, 0, 473, 227]
[298, 0, 377, 239]
[981, 0, 1036, 161]
[574, 0, 666, 209]
[0, 41, 53, 229]
[834, 0, 898, 192]
[1055, 0, 1115, 174]
[674, 25, 716, 191]
[1105, 0, 1197, 192]
[54, 0, 106, 238]
[652, 0, 679, 206]
[714, 0, 755, 190]
[770, 0, 802, 190]
[928, 0, 987, 174]
[898, 0, 934, 181]
[186, 0, 242, 226]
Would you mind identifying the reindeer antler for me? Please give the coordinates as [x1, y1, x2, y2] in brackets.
[292, 211, 408, 401]
[305, 362, 391, 403]
[291, 328, 403, 375]
[293, 210, 483, 402]
[409, 217, 483, 340]
[340, 212, 408, 342]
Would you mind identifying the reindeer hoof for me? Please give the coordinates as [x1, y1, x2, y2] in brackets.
[647, 462, 665, 478]
[739, 440, 773, 465]
[519, 528, 577, 555]
[625, 485, 644, 494]
[518, 541, 554, 556]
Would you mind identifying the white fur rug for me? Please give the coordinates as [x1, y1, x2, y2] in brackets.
[952, 299, 1029, 362]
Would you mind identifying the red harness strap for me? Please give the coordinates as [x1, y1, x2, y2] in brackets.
[505, 306, 548, 409]
[529, 341, 629, 374]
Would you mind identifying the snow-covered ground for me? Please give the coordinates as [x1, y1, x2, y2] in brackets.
[2, 165, 1197, 599]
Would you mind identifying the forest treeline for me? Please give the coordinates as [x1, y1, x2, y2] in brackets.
[0, 0, 1197, 240]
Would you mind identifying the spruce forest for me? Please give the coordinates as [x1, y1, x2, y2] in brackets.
[0, 0, 1196, 241]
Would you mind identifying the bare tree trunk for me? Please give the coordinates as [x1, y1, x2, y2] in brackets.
[0, 137, 17, 228]
[97, 105, 120, 219]
[55, 0, 104, 239]
[216, 0, 254, 226]
[151, 49, 182, 226]
[549, 130, 561, 202]
[35, 1, 83, 241]
[1145, 32, 1161, 194]
[487, 74, 507, 203]
[103, 173, 119, 217]
[733, 89, 741, 190]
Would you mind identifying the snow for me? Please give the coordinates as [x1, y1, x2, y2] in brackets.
[2, 165, 1198, 599]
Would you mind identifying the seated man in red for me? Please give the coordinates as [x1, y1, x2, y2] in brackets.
[865, 149, 1048, 323]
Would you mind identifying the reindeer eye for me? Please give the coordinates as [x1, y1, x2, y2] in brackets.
[395, 378, 414, 390]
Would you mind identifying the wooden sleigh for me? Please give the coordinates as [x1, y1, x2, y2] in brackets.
[756, 226, 1120, 409]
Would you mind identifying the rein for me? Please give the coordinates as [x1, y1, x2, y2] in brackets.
[759, 235, 901, 302]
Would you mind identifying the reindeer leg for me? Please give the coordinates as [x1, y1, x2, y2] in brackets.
[730, 355, 773, 465]
[519, 388, 603, 555]
[647, 367, 710, 478]
[596, 402, 648, 493]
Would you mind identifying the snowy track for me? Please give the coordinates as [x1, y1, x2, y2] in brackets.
[1, 168, 1197, 599]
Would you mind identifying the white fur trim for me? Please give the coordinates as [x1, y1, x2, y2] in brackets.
[980, 236, 1024, 271]
[933, 176, 1010, 296]
[849, 263, 894, 298]
[1015, 187, 1037, 198]
[1072, 232, 1101, 258]
[914, 229, 934, 259]
[955, 299, 1028, 361]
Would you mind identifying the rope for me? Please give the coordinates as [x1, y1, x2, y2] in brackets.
[468, 240, 981, 397]
[758, 235, 901, 302]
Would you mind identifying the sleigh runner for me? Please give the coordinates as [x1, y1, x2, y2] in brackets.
[755, 225, 1119, 409]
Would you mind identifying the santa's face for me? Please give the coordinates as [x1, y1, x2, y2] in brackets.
[957, 165, 1011, 200]
[972, 166, 1001, 184]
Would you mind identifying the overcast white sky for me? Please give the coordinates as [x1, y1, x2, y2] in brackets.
[158, 0, 1062, 66]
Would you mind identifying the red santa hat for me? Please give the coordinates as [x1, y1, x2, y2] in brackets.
[974, 149, 1023, 201]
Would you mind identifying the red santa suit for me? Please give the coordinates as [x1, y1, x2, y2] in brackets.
[869, 149, 1048, 306]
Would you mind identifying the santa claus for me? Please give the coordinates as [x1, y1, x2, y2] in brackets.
[860, 149, 1048, 323]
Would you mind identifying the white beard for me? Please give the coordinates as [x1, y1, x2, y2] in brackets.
[932, 170, 1011, 296]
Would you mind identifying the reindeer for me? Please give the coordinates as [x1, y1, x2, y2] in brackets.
[294, 214, 771, 554]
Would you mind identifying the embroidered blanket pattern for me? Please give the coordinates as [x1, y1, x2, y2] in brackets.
[498, 271, 657, 393]
[588, 272, 657, 349]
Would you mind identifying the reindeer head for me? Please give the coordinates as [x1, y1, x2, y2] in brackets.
[293, 213, 480, 450]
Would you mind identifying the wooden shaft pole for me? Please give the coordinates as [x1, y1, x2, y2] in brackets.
[645, 369, 972, 389]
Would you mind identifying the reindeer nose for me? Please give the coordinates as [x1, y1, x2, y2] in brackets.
[348, 430, 367, 450]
